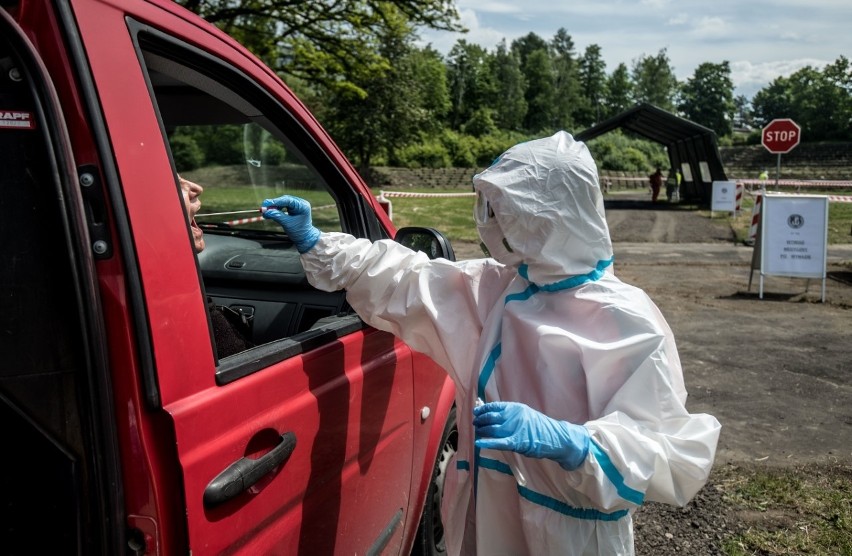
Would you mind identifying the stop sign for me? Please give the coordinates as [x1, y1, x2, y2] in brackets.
[762, 118, 801, 154]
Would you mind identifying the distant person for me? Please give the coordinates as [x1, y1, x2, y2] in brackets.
[665, 168, 678, 202]
[649, 166, 663, 203]
[758, 168, 769, 190]
[675, 168, 682, 201]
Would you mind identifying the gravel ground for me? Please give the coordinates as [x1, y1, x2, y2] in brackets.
[633, 470, 743, 556]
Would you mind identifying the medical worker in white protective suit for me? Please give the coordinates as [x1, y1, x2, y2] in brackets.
[262, 131, 721, 555]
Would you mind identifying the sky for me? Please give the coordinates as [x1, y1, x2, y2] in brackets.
[418, 0, 851, 100]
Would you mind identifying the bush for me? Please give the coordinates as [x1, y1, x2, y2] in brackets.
[170, 134, 204, 171]
[461, 108, 498, 138]
[439, 131, 476, 167]
[396, 140, 450, 168]
[469, 131, 531, 167]
[587, 131, 667, 172]
[261, 141, 287, 165]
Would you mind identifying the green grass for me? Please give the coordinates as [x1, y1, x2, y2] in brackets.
[721, 464, 852, 555]
[373, 188, 481, 244]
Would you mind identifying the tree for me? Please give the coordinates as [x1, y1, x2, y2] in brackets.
[175, 0, 462, 95]
[488, 40, 527, 131]
[605, 63, 633, 119]
[632, 49, 679, 111]
[521, 49, 556, 132]
[787, 57, 851, 140]
[815, 56, 852, 140]
[550, 28, 581, 131]
[751, 56, 851, 141]
[319, 10, 449, 170]
[733, 95, 753, 130]
[679, 61, 735, 137]
[576, 44, 607, 126]
[445, 40, 495, 130]
[751, 77, 793, 126]
[511, 33, 555, 132]
[510, 32, 550, 67]
[409, 46, 452, 134]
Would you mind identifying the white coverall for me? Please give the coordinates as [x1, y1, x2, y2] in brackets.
[300, 131, 721, 555]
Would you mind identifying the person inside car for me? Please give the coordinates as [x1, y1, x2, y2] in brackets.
[179, 176, 253, 358]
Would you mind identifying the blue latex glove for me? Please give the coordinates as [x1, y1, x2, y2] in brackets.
[473, 401, 590, 471]
[261, 195, 322, 253]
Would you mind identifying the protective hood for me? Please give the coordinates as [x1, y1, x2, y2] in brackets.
[472, 131, 613, 285]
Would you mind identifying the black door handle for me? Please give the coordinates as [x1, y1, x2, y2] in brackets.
[203, 431, 297, 508]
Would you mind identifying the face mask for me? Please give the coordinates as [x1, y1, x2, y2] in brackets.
[473, 190, 494, 225]
[477, 217, 523, 268]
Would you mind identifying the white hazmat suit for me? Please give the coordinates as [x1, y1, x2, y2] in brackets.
[296, 131, 721, 555]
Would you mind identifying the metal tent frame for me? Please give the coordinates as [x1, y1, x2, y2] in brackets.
[575, 103, 727, 204]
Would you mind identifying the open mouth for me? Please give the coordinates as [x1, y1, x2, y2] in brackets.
[190, 217, 204, 246]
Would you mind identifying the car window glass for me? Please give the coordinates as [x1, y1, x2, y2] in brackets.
[168, 121, 341, 232]
[139, 48, 341, 233]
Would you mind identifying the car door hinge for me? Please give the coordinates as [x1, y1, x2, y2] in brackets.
[77, 164, 113, 259]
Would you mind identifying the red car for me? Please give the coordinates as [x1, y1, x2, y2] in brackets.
[0, 0, 456, 553]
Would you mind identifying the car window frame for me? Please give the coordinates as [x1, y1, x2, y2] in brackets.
[127, 19, 385, 382]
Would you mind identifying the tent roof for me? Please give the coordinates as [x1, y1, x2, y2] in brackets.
[575, 102, 714, 144]
[575, 103, 727, 204]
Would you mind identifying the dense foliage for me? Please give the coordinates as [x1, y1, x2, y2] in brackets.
[177, 1, 851, 172]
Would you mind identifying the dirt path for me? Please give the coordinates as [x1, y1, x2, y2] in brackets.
[605, 203, 682, 243]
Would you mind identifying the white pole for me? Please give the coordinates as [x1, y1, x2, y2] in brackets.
[775, 153, 781, 188]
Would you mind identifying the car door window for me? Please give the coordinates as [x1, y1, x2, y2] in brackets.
[135, 30, 364, 376]
[170, 120, 341, 233]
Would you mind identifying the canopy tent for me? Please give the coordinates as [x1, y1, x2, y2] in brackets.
[575, 103, 727, 204]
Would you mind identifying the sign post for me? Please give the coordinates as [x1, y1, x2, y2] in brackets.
[761, 119, 801, 187]
[711, 180, 737, 215]
[751, 193, 828, 302]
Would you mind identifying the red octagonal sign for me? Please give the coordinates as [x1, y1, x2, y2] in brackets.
[762, 118, 801, 154]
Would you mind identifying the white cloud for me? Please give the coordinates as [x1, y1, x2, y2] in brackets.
[667, 13, 689, 26]
[730, 59, 832, 97]
[640, 0, 671, 8]
[455, 0, 522, 14]
[459, 9, 510, 44]
[692, 16, 729, 39]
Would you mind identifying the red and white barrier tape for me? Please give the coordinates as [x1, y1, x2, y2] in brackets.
[737, 178, 852, 188]
[223, 215, 264, 226]
[745, 189, 852, 203]
[748, 194, 763, 241]
[380, 190, 476, 198]
[736, 182, 743, 212]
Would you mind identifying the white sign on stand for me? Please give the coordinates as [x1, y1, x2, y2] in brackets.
[711, 180, 738, 213]
[758, 193, 828, 302]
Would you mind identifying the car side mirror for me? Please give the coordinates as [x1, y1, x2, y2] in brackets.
[395, 227, 455, 262]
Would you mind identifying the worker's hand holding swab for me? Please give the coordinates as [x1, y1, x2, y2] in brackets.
[261, 195, 321, 253]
